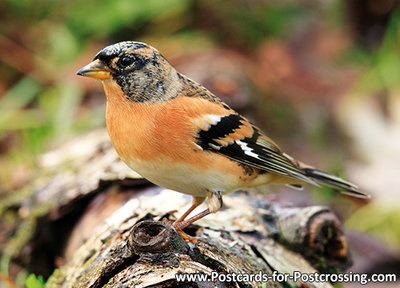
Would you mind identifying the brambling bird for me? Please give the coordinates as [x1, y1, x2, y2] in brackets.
[77, 41, 369, 239]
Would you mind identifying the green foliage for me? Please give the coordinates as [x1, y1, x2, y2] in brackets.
[198, 1, 308, 48]
[0, 77, 42, 131]
[353, 11, 400, 94]
[25, 274, 45, 288]
[346, 204, 400, 248]
[66, 0, 190, 38]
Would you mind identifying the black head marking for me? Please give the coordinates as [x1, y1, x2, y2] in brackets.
[94, 41, 179, 103]
[94, 41, 152, 73]
[94, 41, 150, 59]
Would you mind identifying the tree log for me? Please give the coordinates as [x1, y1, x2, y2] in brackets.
[2, 129, 350, 287]
[45, 187, 348, 288]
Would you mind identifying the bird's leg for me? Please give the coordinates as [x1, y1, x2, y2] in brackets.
[173, 196, 204, 242]
[174, 191, 223, 242]
[174, 209, 211, 232]
[173, 196, 205, 225]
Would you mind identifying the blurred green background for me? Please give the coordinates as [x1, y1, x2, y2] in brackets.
[0, 0, 399, 286]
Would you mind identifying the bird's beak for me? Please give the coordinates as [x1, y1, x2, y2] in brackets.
[76, 59, 112, 79]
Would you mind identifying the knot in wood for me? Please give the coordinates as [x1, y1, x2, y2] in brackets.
[128, 220, 188, 255]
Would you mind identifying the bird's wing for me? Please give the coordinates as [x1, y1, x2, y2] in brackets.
[194, 112, 317, 185]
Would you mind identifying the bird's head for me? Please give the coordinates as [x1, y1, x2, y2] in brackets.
[77, 41, 179, 103]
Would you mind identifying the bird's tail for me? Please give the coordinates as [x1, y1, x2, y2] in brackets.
[302, 167, 370, 199]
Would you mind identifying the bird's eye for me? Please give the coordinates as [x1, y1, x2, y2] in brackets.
[118, 56, 134, 68]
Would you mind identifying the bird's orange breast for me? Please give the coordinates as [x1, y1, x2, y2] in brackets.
[102, 79, 226, 166]
[101, 79, 280, 193]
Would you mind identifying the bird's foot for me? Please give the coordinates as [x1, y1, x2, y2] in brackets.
[173, 222, 198, 244]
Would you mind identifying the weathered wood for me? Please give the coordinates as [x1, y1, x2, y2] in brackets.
[45, 189, 340, 288]
[2, 129, 349, 287]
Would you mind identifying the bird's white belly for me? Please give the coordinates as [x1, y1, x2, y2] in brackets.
[126, 159, 240, 197]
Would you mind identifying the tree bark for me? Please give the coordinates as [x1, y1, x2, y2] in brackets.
[44, 187, 348, 288]
[4, 129, 350, 288]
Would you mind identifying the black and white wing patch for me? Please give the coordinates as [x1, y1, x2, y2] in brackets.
[195, 113, 317, 185]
